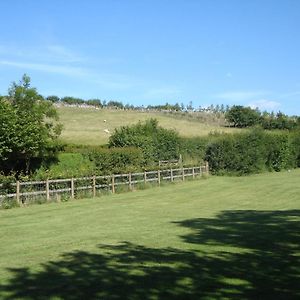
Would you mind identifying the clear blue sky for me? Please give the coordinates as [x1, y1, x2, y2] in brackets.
[1, 0, 300, 115]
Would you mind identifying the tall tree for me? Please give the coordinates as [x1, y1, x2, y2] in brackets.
[0, 75, 62, 175]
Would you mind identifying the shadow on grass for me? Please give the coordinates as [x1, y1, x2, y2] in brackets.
[1, 210, 300, 299]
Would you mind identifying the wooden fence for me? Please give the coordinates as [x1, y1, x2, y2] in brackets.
[0, 163, 209, 206]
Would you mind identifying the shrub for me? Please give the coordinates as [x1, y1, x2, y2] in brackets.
[85, 147, 144, 174]
[179, 137, 208, 165]
[108, 119, 180, 164]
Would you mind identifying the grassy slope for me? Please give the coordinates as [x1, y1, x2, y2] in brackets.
[0, 170, 300, 299]
[58, 106, 239, 145]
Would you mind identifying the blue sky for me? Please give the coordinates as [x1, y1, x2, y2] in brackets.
[0, 0, 300, 115]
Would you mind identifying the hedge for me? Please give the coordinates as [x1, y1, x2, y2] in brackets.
[205, 129, 300, 175]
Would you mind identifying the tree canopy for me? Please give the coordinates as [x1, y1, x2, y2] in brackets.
[0, 75, 62, 175]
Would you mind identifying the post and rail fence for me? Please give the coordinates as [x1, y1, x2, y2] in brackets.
[0, 163, 209, 207]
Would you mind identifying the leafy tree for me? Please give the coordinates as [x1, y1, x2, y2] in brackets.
[0, 74, 62, 175]
[225, 105, 261, 127]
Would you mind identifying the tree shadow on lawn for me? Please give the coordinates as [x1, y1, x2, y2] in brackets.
[1, 210, 300, 299]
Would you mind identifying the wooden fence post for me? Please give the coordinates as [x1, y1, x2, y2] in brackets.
[192, 167, 195, 179]
[111, 175, 115, 194]
[144, 171, 147, 184]
[71, 178, 75, 199]
[46, 179, 50, 202]
[16, 181, 20, 205]
[128, 173, 132, 190]
[93, 175, 96, 197]
[170, 168, 173, 182]
[205, 161, 209, 175]
[158, 170, 161, 186]
[182, 168, 185, 181]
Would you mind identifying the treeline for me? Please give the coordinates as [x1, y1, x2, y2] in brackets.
[47, 96, 125, 109]
[45, 95, 233, 113]
[225, 105, 300, 130]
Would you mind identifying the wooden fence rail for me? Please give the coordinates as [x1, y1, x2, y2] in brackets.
[0, 164, 209, 206]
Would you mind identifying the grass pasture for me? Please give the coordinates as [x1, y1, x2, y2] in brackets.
[57, 106, 239, 145]
[0, 170, 300, 299]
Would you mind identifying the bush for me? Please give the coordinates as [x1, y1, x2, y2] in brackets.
[85, 147, 144, 174]
[265, 132, 295, 171]
[0, 174, 16, 195]
[108, 119, 180, 164]
[179, 137, 208, 165]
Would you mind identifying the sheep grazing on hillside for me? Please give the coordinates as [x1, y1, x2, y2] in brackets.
[104, 129, 110, 134]
[103, 119, 107, 123]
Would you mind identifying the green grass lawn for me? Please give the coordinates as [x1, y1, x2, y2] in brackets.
[58, 106, 239, 145]
[1, 170, 300, 299]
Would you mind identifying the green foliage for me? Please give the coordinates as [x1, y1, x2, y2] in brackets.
[33, 153, 95, 179]
[86, 99, 102, 107]
[225, 105, 261, 128]
[225, 105, 299, 130]
[261, 112, 298, 130]
[290, 130, 300, 167]
[57, 144, 144, 175]
[46, 95, 60, 103]
[0, 75, 62, 175]
[205, 129, 297, 175]
[265, 132, 294, 171]
[0, 174, 16, 195]
[108, 119, 180, 164]
[179, 136, 208, 165]
[61, 96, 85, 105]
[147, 102, 181, 111]
[85, 147, 144, 174]
[107, 100, 124, 109]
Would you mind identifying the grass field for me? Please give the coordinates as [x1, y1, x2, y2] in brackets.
[57, 106, 239, 145]
[1, 170, 300, 299]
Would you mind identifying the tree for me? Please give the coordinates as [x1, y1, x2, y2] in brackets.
[0, 74, 62, 175]
[225, 105, 261, 127]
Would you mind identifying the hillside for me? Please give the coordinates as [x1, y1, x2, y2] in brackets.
[57, 106, 239, 145]
[0, 170, 299, 298]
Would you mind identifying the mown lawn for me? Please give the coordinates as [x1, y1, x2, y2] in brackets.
[57, 106, 239, 145]
[1, 170, 300, 299]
